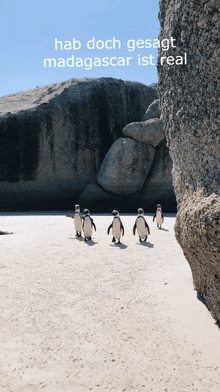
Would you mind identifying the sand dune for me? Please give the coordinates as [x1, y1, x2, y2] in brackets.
[0, 213, 220, 392]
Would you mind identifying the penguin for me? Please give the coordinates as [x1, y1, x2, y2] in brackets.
[153, 204, 164, 229]
[66, 204, 82, 237]
[133, 208, 150, 242]
[82, 209, 96, 241]
[107, 210, 124, 244]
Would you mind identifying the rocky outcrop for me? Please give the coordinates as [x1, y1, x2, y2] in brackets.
[158, 1, 220, 320]
[0, 76, 177, 213]
[88, 96, 176, 212]
[122, 118, 165, 147]
[0, 77, 158, 211]
[97, 138, 155, 196]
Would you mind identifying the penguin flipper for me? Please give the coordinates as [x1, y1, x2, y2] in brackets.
[107, 223, 113, 235]
[133, 222, 137, 235]
[146, 222, 150, 235]
[92, 221, 96, 231]
[153, 214, 156, 222]
[121, 223, 124, 236]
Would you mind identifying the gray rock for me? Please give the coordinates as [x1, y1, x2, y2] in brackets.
[0, 77, 158, 211]
[122, 118, 165, 147]
[142, 99, 161, 121]
[77, 141, 176, 213]
[149, 83, 158, 90]
[97, 138, 155, 196]
[138, 140, 176, 211]
[78, 183, 122, 212]
[158, 0, 220, 321]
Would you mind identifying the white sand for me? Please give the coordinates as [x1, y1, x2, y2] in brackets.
[0, 213, 220, 392]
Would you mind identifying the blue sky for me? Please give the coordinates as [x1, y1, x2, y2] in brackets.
[0, 0, 160, 97]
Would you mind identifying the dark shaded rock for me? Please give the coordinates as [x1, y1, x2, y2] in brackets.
[137, 140, 176, 212]
[78, 183, 122, 213]
[97, 138, 155, 196]
[122, 118, 165, 147]
[158, 0, 220, 320]
[0, 77, 158, 211]
[142, 99, 161, 121]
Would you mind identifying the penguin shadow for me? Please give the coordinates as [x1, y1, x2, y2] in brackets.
[84, 239, 98, 246]
[110, 242, 128, 249]
[136, 241, 154, 248]
[158, 228, 169, 232]
[68, 236, 84, 241]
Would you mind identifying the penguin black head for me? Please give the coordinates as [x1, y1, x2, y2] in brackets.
[157, 204, 162, 210]
[83, 208, 90, 215]
[138, 208, 144, 215]
[75, 204, 80, 212]
[112, 210, 119, 217]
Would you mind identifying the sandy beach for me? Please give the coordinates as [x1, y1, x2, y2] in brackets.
[0, 213, 220, 392]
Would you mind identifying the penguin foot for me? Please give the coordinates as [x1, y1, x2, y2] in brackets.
[117, 240, 121, 244]
[144, 236, 147, 242]
[112, 237, 116, 242]
[139, 237, 142, 242]
[88, 236, 92, 240]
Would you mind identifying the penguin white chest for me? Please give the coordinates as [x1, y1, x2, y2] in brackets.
[136, 217, 147, 238]
[156, 211, 163, 225]
[74, 213, 82, 232]
[83, 217, 93, 237]
[112, 218, 121, 240]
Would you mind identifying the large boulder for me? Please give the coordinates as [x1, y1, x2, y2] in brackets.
[0, 77, 158, 211]
[122, 118, 165, 147]
[97, 138, 155, 196]
[142, 99, 161, 121]
[78, 140, 176, 213]
[158, 0, 220, 320]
